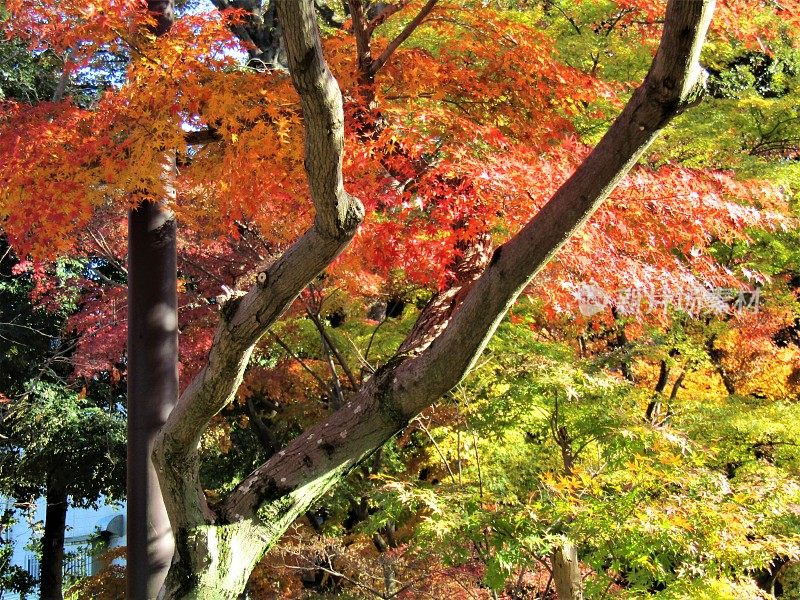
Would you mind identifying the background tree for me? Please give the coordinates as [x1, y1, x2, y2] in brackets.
[0, 238, 126, 600]
[0, 30, 128, 598]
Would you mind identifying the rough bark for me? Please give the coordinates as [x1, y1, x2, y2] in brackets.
[348, 0, 374, 83]
[209, 0, 344, 69]
[398, 232, 492, 355]
[153, 0, 716, 597]
[210, 0, 287, 69]
[153, 0, 363, 593]
[552, 541, 583, 600]
[40, 474, 67, 600]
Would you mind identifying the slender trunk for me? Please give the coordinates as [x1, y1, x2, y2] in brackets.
[646, 350, 676, 423]
[669, 370, 685, 401]
[556, 425, 575, 476]
[127, 2, 178, 596]
[40, 474, 68, 600]
[371, 522, 398, 595]
[705, 335, 736, 395]
[552, 541, 583, 600]
[245, 396, 278, 457]
[610, 307, 634, 382]
[381, 559, 396, 596]
[128, 186, 178, 597]
[654, 358, 670, 395]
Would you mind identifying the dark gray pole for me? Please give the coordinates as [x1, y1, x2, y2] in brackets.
[127, 194, 178, 598]
[127, 5, 177, 596]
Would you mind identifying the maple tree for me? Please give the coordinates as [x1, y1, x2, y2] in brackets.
[2, 0, 800, 596]
[367, 310, 799, 599]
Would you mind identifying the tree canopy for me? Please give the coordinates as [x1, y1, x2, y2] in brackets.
[1, 0, 799, 597]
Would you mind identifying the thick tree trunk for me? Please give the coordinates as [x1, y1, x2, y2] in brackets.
[40, 474, 67, 600]
[552, 541, 583, 600]
[159, 466, 349, 599]
[153, 0, 716, 596]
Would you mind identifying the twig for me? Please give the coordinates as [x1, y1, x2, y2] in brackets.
[444, 568, 481, 600]
[369, 0, 439, 76]
[599, 575, 616, 600]
[552, 3, 582, 35]
[416, 417, 456, 484]
[282, 558, 422, 600]
[306, 306, 358, 389]
[320, 324, 347, 409]
[0, 322, 56, 339]
[283, 563, 386, 598]
[364, 315, 388, 365]
[343, 331, 374, 376]
[88, 229, 127, 275]
[177, 255, 228, 287]
[469, 423, 484, 499]
[456, 428, 462, 486]
[269, 332, 330, 397]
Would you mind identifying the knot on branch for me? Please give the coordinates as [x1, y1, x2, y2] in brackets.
[316, 194, 365, 240]
[216, 286, 248, 322]
[342, 194, 366, 232]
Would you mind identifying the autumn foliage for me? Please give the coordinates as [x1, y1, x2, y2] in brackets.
[1, 0, 800, 596]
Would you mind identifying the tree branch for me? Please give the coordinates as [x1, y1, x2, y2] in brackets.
[183, 128, 221, 145]
[220, 0, 716, 524]
[316, 0, 345, 28]
[269, 331, 331, 397]
[245, 396, 279, 457]
[51, 50, 73, 102]
[153, 0, 364, 536]
[368, 0, 439, 76]
[416, 416, 456, 484]
[306, 305, 358, 390]
[366, 1, 408, 36]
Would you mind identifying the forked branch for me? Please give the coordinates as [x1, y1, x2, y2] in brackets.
[220, 0, 716, 522]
